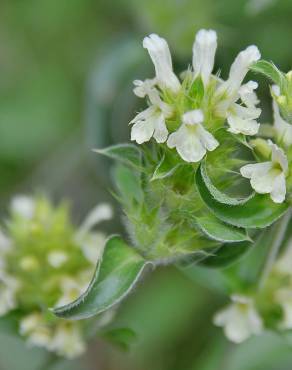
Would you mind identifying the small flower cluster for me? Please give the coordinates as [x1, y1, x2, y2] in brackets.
[0, 195, 112, 358]
[214, 235, 292, 343]
[130, 29, 292, 203]
[131, 30, 261, 158]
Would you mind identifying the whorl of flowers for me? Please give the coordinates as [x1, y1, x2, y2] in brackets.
[129, 29, 292, 204]
[214, 234, 292, 343]
[0, 195, 112, 358]
[39, 28, 292, 349]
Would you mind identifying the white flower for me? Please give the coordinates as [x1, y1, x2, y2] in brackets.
[49, 323, 85, 359]
[240, 140, 288, 203]
[79, 232, 106, 263]
[133, 78, 157, 98]
[214, 45, 261, 136]
[143, 34, 181, 93]
[0, 273, 19, 316]
[47, 251, 68, 268]
[218, 45, 261, 99]
[275, 288, 292, 329]
[77, 203, 113, 236]
[167, 109, 219, 162]
[20, 313, 85, 358]
[20, 313, 52, 349]
[192, 29, 217, 86]
[226, 82, 261, 135]
[130, 81, 173, 144]
[272, 85, 292, 147]
[55, 276, 88, 307]
[213, 295, 263, 343]
[75, 203, 111, 263]
[11, 195, 35, 219]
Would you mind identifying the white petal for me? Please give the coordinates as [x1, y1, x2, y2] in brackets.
[47, 251, 68, 268]
[131, 119, 155, 144]
[271, 172, 286, 203]
[240, 162, 272, 179]
[78, 203, 112, 236]
[143, 34, 181, 93]
[234, 104, 261, 120]
[152, 113, 168, 143]
[133, 79, 156, 98]
[238, 81, 259, 107]
[182, 109, 204, 125]
[197, 125, 219, 151]
[214, 298, 262, 343]
[147, 89, 173, 118]
[250, 168, 277, 194]
[192, 29, 217, 86]
[11, 195, 35, 219]
[220, 45, 261, 97]
[269, 140, 288, 173]
[275, 289, 292, 329]
[130, 106, 157, 124]
[167, 125, 206, 162]
[49, 324, 85, 358]
[272, 97, 292, 147]
[227, 114, 260, 135]
[80, 232, 105, 263]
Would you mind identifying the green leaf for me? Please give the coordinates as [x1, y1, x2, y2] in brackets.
[102, 327, 137, 350]
[250, 60, 284, 87]
[199, 241, 252, 268]
[112, 164, 144, 205]
[94, 144, 142, 169]
[53, 236, 150, 320]
[151, 154, 180, 181]
[195, 163, 289, 228]
[194, 214, 250, 243]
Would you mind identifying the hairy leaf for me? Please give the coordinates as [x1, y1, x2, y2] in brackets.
[199, 241, 252, 268]
[194, 214, 250, 243]
[151, 154, 180, 181]
[53, 236, 150, 320]
[94, 144, 142, 169]
[195, 163, 289, 228]
[250, 60, 284, 87]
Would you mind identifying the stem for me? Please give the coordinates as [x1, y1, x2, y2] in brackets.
[258, 209, 291, 290]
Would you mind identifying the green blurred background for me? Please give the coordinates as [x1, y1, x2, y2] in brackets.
[1, 0, 292, 369]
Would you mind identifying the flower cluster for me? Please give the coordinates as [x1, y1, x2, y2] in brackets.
[214, 233, 292, 343]
[0, 195, 112, 358]
[129, 29, 292, 204]
[130, 30, 261, 157]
